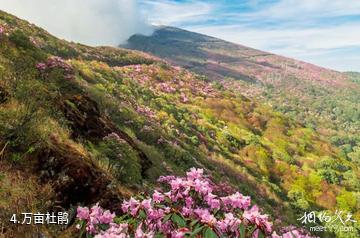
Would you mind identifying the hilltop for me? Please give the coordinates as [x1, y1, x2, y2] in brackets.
[0, 11, 359, 237]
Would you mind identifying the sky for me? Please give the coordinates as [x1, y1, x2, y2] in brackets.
[1, 0, 359, 71]
[139, 0, 360, 72]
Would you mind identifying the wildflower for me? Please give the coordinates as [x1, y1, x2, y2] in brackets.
[141, 199, 152, 210]
[98, 210, 115, 224]
[122, 197, 140, 216]
[186, 168, 203, 180]
[194, 208, 217, 225]
[221, 192, 251, 210]
[135, 65, 142, 72]
[243, 205, 272, 233]
[76, 168, 314, 237]
[169, 178, 184, 191]
[36, 63, 47, 71]
[171, 228, 188, 238]
[180, 92, 189, 103]
[77, 206, 90, 220]
[152, 190, 165, 203]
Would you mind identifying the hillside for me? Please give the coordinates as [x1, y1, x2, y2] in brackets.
[0, 11, 359, 238]
[124, 26, 360, 164]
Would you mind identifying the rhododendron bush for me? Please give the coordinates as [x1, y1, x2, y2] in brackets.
[76, 168, 314, 238]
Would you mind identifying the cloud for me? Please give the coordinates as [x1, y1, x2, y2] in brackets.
[0, 0, 153, 46]
[188, 28, 360, 73]
[252, 0, 360, 20]
[140, 0, 360, 71]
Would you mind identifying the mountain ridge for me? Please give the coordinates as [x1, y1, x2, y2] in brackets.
[133, 25, 346, 73]
[123, 26, 350, 86]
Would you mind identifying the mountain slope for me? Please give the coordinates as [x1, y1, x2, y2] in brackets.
[0, 11, 359, 237]
[124, 26, 360, 168]
[124, 27, 347, 85]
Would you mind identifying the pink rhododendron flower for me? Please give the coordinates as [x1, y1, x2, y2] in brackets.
[76, 168, 316, 238]
[186, 168, 203, 180]
[77, 206, 90, 220]
[36, 56, 74, 79]
[152, 190, 165, 203]
[221, 192, 251, 210]
[243, 205, 272, 233]
[194, 208, 216, 224]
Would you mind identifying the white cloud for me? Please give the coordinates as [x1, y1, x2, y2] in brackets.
[186, 23, 360, 71]
[0, 0, 153, 46]
[256, 0, 360, 20]
[140, 0, 360, 71]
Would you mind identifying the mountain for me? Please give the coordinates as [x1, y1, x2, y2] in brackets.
[1, 11, 360, 237]
[125, 26, 360, 167]
[124, 27, 345, 84]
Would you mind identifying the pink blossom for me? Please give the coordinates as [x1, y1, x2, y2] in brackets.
[95, 224, 129, 238]
[194, 208, 216, 224]
[180, 92, 189, 103]
[170, 178, 183, 191]
[216, 213, 241, 233]
[152, 190, 165, 203]
[147, 208, 165, 220]
[186, 168, 203, 180]
[135, 223, 144, 238]
[134, 65, 142, 72]
[77, 206, 90, 220]
[159, 82, 176, 93]
[185, 196, 193, 208]
[36, 63, 47, 71]
[98, 210, 115, 224]
[243, 205, 272, 233]
[171, 229, 188, 238]
[221, 192, 251, 210]
[76, 168, 314, 237]
[158, 175, 176, 183]
[122, 197, 140, 216]
[141, 199, 152, 210]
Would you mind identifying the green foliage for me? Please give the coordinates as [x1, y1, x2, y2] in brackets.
[97, 135, 142, 185]
[9, 30, 34, 49]
[336, 190, 357, 212]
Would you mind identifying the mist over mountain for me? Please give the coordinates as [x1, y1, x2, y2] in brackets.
[0, 0, 153, 46]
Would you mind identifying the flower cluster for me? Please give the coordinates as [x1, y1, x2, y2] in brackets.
[36, 56, 74, 80]
[159, 82, 176, 93]
[180, 92, 189, 103]
[272, 226, 315, 238]
[136, 105, 156, 119]
[76, 203, 116, 235]
[76, 168, 316, 238]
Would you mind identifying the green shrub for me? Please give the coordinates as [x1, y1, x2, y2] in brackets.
[9, 30, 34, 50]
[97, 133, 142, 185]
